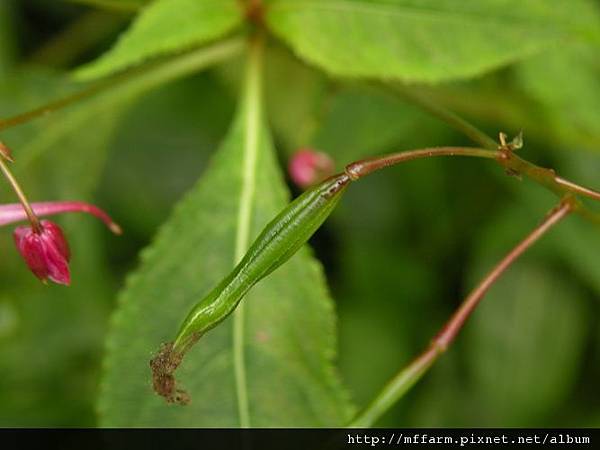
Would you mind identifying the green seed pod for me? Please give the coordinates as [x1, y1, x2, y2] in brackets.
[152, 172, 350, 403]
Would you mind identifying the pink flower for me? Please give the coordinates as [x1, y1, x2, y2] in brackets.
[14, 220, 71, 285]
[288, 149, 335, 189]
[0, 201, 121, 285]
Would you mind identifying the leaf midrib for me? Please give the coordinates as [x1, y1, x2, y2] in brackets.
[231, 41, 263, 428]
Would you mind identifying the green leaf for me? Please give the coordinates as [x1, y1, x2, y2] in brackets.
[76, 0, 244, 80]
[97, 73, 235, 237]
[99, 54, 353, 426]
[66, 0, 147, 12]
[266, 0, 600, 83]
[264, 45, 328, 153]
[515, 44, 600, 149]
[0, 38, 242, 168]
[312, 87, 449, 164]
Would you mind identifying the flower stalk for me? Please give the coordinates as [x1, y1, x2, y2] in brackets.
[0, 154, 42, 234]
[4, 200, 122, 285]
[0, 201, 122, 233]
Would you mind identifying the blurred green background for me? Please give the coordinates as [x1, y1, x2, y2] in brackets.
[0, 0, 599, 427]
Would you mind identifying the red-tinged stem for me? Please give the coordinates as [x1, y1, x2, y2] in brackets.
[344, 147, 499, 180]
[385, 86, 600, 216]
[0, 81, 111, 133]
[341, 145, 600, 223]
[555, 176, 600, 202]
[348, 198, 574, 428]
[0, 201, 122, 234]
[0, 141, 14, 162]
[0, 158, 41, 233]
[433, 199, 572, 349]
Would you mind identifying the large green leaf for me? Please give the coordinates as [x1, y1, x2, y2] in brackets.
[266, 0, 600, 83]
[99, 54, 353, 426]
[76, 0, 243, 79]
[515, 44, 600, 149]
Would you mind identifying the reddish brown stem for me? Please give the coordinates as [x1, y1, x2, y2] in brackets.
[433, 198, 573, 350]
[0, 158, 41, 233]
[341, 145, 600, 223]
[0, 141, 14, 162]
[349, 198, 573, 427]
[555, 176, 600, 202]
[345, 147, 499, 179]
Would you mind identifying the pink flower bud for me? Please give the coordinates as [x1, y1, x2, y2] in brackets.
[288, 149, 335, 189]
[0, 200, 120, 285]
[14, 220, 71, 285]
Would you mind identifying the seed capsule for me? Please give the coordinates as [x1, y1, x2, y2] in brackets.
[152, 173, 351, 403]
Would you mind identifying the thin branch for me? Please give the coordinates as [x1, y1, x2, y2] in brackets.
[0, 79, 114, 132]
[497, 150, 600, 206]
[386, 83, 600, 223]
[0, 158, 41, 233]
[555, 176, 600, 202]
[345, 146, 499, 179]
[348, 198, 574, 428]
[341, 144, 600, 217]
[0, 37, 245, 133]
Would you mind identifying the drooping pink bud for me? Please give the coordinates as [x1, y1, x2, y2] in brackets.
[288, 149, 335, 189]
[0, 200, 121, 285]
[14, 220, 71, 285]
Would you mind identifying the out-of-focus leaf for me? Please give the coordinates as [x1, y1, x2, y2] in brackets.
[0, 38, 242, 169]
[266, 0, 600, 83]
[264, 44, 328, 153]
[99, 71, 353, 426]
[465, 262, 588, 425]
[66, 0, 147, 12]
[404, 352, 473, 427]
[76, 0, 243, 79]
[97, 73, 234, 238]
[515, 45, 600, 149]
[0, 1, 16, 75]
[337, 235, 437, 407]
[312, 87, 443, 164]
